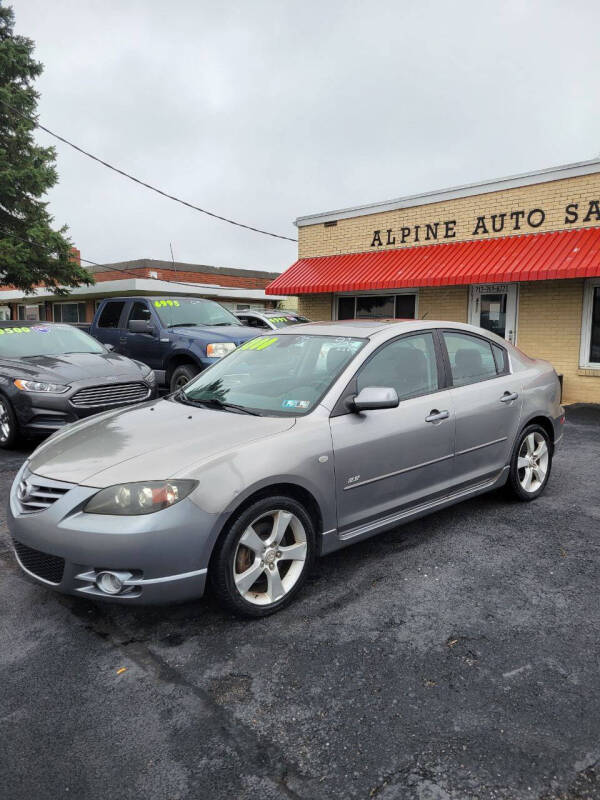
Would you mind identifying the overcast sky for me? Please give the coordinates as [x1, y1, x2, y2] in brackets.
[11, 0, 600, 273]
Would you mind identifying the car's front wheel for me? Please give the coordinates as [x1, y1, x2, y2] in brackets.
[0, 395, 19, 450]
[210, 496, 316, 617]
[507, 424, 552, 501]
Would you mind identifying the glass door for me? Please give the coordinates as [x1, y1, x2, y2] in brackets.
[469, 284, 518, 343]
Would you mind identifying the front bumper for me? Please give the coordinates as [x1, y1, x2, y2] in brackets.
[7, 464, 221, 604]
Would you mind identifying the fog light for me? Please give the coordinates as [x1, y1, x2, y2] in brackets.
[96, 570, 131, 595]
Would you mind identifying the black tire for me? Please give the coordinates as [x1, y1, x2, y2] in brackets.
[210, 495, 316, 618]
[0, 395, 19, 450]
[169, 364, 199, 392]
[506, 423, 552, 502]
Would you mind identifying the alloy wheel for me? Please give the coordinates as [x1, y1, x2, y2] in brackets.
[517, 432, 549, 493]
[232, 509, 308, 606]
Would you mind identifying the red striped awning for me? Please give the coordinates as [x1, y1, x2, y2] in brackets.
[265, 226, 600, 295]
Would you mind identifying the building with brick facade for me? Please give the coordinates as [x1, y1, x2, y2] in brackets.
[266, 158, 600, 403]
[0, 258, 292, 324]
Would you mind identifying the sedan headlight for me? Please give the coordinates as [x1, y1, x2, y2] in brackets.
[144, 369, 156, 385]
[206, 342, 236, 358]
[84, 480, 198, 515]
[14, 379, 69, 394]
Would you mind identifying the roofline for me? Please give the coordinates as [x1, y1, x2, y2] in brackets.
[0, 277, 288, 303]
[89, 258, 280, 280]
[295, 157, 600, 227]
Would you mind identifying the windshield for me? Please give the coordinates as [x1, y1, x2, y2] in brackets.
[0, 325, 105, 358]
[152, 298, 240, 327]
[178, 333, 366, 416]
[266, 314, 310, 328]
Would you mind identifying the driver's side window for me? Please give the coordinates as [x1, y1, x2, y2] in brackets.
[357, 332, 439, 401]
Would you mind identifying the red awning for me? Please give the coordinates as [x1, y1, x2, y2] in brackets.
[266, 226, 600, 295]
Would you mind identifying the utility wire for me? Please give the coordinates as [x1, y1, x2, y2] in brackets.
[0, 98, 298, 243]
[0, 228, 260, 292]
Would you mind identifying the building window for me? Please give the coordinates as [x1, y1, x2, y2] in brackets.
[17, 304, 41, 321]
[336, 293, 416, 320]
[53, 302, 87, 323]
[581, 280, 600, 367]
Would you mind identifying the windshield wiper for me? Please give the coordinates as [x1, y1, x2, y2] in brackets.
[171, 391, 260, 415]
[167, 322, 199, 328]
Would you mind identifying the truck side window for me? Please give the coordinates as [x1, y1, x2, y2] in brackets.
[128, 301, 152, 323]
[98, 301, 125, 329]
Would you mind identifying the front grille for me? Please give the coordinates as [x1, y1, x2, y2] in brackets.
[13, 540, 65, 584]
[71, 382, 150, 408]
[17, 476, 71, 514]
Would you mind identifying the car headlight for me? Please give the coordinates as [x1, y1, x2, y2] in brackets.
[206, 342, 236, 358]
[84, 480, 198, 515]
[14, 379, 70, 394]
[144, 370, 156, 385]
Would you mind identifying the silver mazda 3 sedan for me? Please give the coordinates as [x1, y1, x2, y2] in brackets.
[9, 320, 564, 617]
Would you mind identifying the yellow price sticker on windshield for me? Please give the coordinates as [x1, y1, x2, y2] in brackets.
[154, 299, 180, 307]
[0, 327, 31, 335]
[240, 337, 278, 351]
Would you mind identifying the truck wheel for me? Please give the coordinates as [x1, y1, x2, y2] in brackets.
[170, 364, 199, 392]
[0, 396, 19, 449]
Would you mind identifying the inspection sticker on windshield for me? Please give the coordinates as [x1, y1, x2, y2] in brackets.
[240, 337, 278, 351]
[154, 299, 180, 307]
[0, 326, 31, 335]
[282, 399, 310, 409]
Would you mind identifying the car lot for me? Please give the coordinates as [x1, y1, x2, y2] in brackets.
[1, 404, 599, 800]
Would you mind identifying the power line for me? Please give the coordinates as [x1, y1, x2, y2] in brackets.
[0, 98, 298, 243]
[0, 228, 262, 292]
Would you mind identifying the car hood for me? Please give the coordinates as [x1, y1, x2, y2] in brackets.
[28, 398, 295, 486]
[172, 325, 257, 343]
[4, 352, 149, 383]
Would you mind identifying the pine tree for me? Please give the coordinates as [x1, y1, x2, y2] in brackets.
[0, 3, 93, 294]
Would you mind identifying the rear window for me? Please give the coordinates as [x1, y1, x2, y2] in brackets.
[98, 301, 125, 328]
[443, 331, 499, 387]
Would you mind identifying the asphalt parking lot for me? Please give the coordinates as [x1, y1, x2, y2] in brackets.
[1, 405, 600, 800]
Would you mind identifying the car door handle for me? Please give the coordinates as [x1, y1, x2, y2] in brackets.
[425, 409, 450, 423]
[119, 336, 127, 344]
[500, 391, 519, 403]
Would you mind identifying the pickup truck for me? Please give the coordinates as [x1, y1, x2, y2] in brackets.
[89, 296, 258, 391]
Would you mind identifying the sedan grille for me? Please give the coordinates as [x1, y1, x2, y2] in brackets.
[17, 474, 72, 514]
[13, 540, 65, 584]
[71, 382, 150, 408]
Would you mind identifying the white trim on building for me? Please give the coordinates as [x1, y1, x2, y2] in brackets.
[295, 158, 600, 227]
[580, 278, 600, 369]
[0, 277, 288, 304]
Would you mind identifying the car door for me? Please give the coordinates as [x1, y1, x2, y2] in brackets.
[329, 331, 456, 536]
[440, 329, 523, 487]
[122, 300, 165, 370]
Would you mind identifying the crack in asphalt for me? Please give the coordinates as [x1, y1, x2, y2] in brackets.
[58, 598, 306, 799]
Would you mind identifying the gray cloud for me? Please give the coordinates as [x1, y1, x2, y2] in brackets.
[11, 0, 600, 272]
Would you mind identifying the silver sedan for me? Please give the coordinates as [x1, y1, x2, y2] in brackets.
[8, 320, 564, 617]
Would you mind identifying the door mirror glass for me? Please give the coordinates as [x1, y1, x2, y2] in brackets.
[353, 386, 399, 412]
[128, 319, 154, 335]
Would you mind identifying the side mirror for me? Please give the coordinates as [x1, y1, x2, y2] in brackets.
[352, 386, 399, 412]
[128, 319, 154, 335]
[104, 343, 115, 352]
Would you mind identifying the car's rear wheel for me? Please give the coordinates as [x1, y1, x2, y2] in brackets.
[210, 496, 316, 617]
[507, 424, 552, 501]
[0, 396, 19, 450]
[169, 364, 198, 392]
